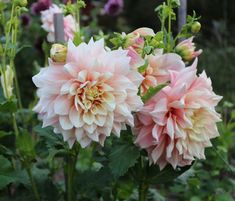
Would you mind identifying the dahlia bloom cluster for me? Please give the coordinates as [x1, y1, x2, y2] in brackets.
[41, 4, 76, 42]
[33, 26, 222, 170]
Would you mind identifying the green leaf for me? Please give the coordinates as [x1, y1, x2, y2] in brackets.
[73, 32, 83, 46]
[147, 164, 192, 184]
[0, 156, 28, 189]
[190, 196, 202, 201]
[33, 125, 64, 148]
[143, 46, 153, 55]
[0, 131, 12, 139]
[138, 61, 148, 73]
[215, 193, 234, 201]
[109, 143, 140, 178]
[171, 0, 180, 8]
[141, 84, 167, 103]
[16, 130, 36, 162]
[0, 99, 17, 113]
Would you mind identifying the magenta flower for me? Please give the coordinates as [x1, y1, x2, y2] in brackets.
[33, 39, 143, 148]
[31, 0, 52, 15]
[104, 0, 124, 16]
[20, 14, 31, 27]
[134, 59, 222, 170]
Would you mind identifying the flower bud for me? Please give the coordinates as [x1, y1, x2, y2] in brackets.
[0, 65, 14, 99]
[191, 22, 201, 34]
[14, 0, 28, 7]
[50, 44, 67, 63]
[175, 37, 202, 61]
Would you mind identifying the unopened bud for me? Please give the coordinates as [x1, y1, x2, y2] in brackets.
[14, 0, 28, 7]
[191, 22, 201, 34]
[0, 65, 14, 99]
[175, 37, 202, 61]
[50, 44, 67, 63]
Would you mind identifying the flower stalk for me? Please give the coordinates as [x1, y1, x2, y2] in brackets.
[66, 146, 78, 201]
[26, 167, 41, 201]
[138, 156, 149, 201]
[167, 0, 172, 52]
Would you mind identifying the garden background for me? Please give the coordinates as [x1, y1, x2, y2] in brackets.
[0, 0, 235, 200]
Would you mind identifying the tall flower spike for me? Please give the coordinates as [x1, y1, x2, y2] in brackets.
[33, 39, 144, 148]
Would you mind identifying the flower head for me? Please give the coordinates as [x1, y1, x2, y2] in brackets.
[33, 39, 143, 148]
[140, 50, 185, 95]
[134, 59, 222, 170]
[175, 37, 202, 61]
[104, 0, 124, 16]
[41, 4, 76, 42]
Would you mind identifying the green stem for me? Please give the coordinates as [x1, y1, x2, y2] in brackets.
[167, 0, 172, 52]
[66, 147, 78, 201]
[138, 156, 149, 201]
[76, 6, 80, 33]
[26, 167, 40, 201]
[10, 59, 23, 109]
[12, 113, 19, 137]
[139, 181, 149, 201]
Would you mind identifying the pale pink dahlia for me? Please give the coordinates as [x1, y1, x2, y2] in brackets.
[140, 50, 185, 95]
[41, 4, 76, 42]
[134, 59, 222, 170]
[33, 39, 144, 148]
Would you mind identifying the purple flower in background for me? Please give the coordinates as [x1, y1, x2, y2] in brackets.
[104, 0, 124, 16]
[20, 14, 31, 27]
[31, 0, 52, 15]
[62, 0, 76, 4]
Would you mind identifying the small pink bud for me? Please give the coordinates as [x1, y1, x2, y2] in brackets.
[175, 37, 202, 61]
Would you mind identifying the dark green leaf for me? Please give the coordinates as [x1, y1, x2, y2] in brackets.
[0, 131, 12, 139]
[147, 164, 192, 184]
[16, 130, 36, 161]
[0, 99, 17, 113]
[0, 156, 28, 189]
[109, 143, 140, 178]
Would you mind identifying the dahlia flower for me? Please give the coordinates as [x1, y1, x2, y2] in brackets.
[33, 39, 144, 148]
[140, 50, 185, 95]
[175, 37, 202, 61]
[134, 59, 222, 170]
[41, 4, 76, 42]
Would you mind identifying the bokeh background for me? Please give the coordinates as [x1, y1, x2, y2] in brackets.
[11, 0, 235, 200]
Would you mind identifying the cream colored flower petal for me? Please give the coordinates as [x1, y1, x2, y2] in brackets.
[59, 116, 73, 130]
[83, 111, 95, 125]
